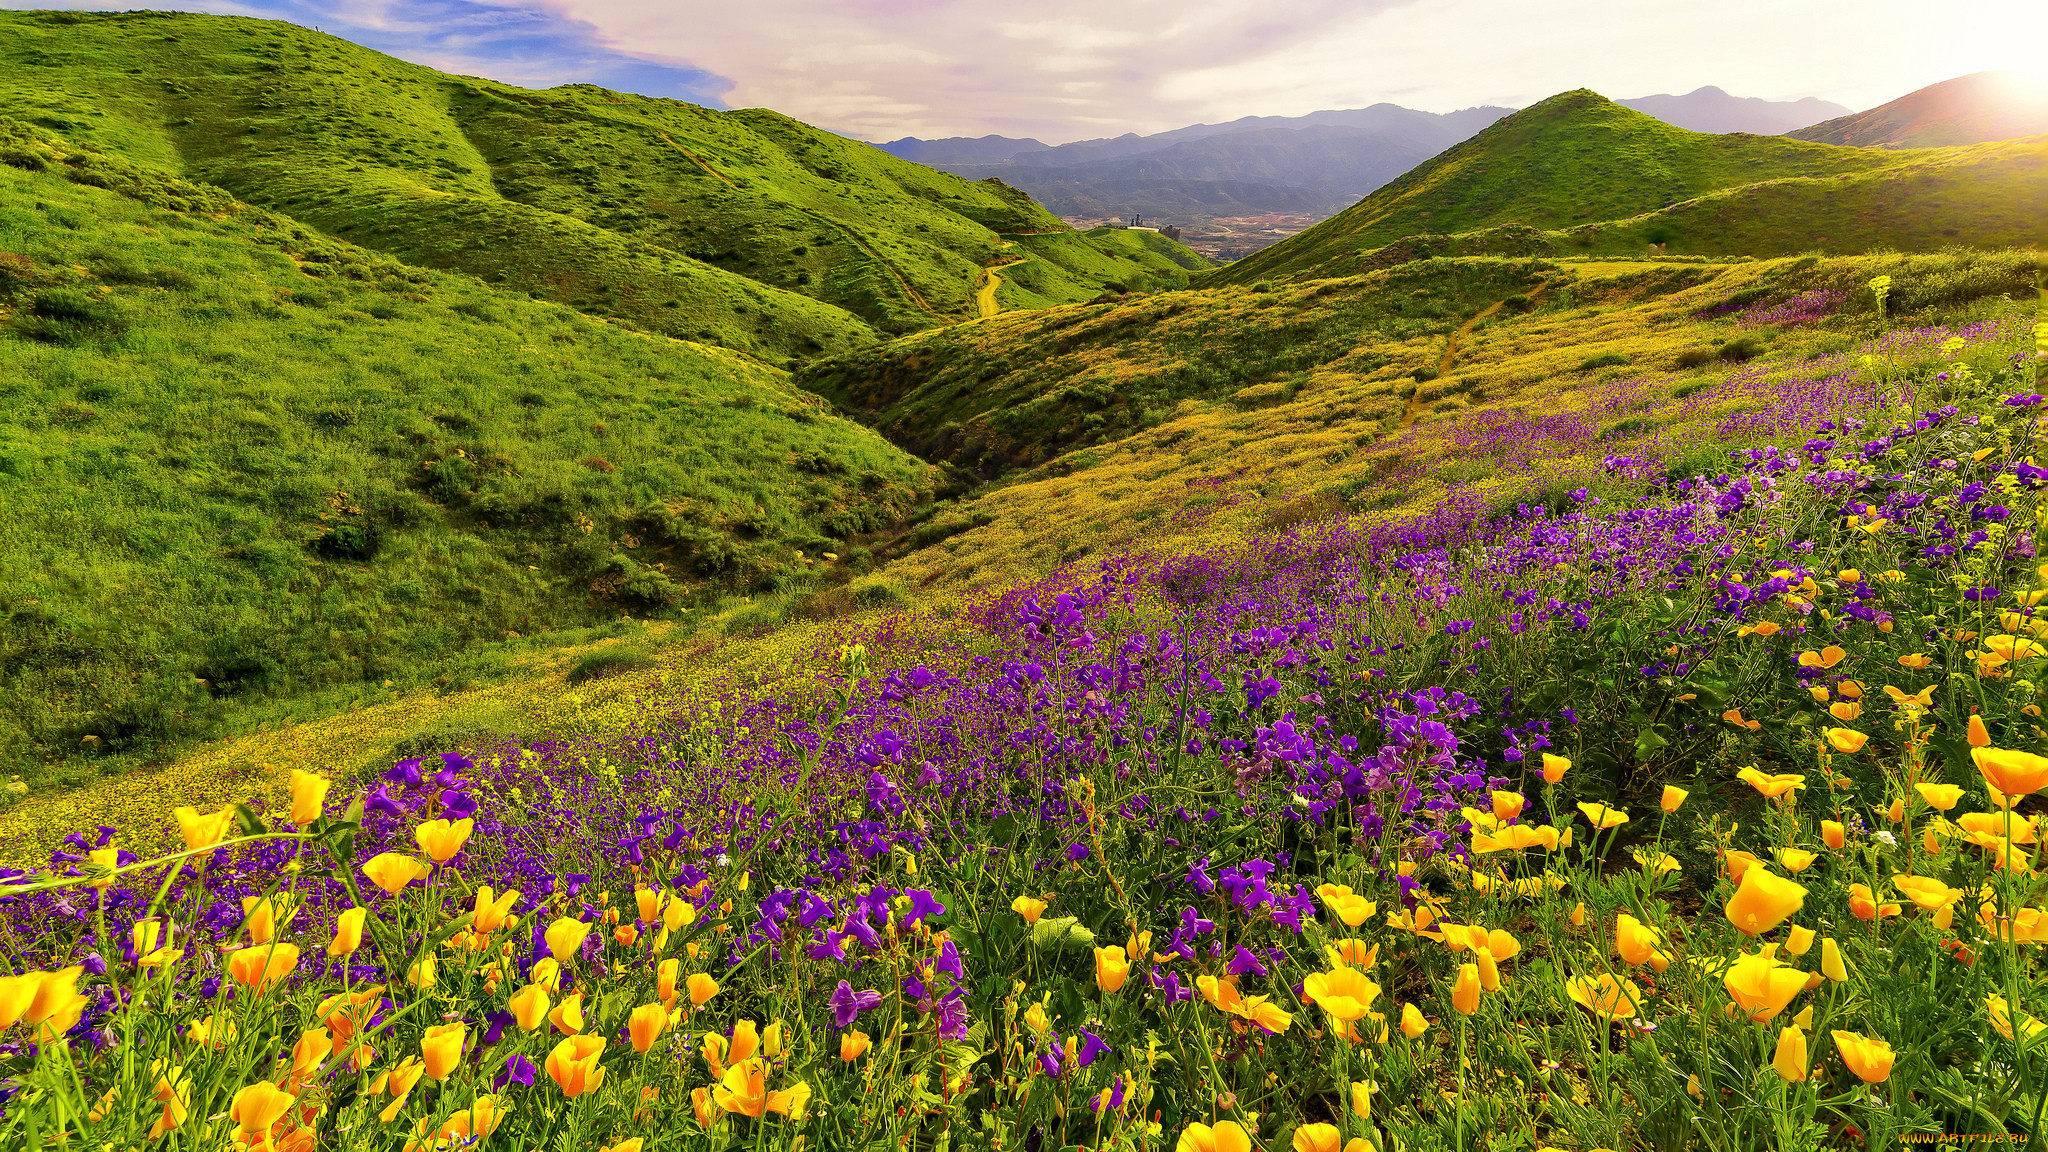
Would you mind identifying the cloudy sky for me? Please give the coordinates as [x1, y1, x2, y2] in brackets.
[24, 0, 2048, 142]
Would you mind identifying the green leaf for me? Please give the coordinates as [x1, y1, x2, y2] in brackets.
[1028, 916, 1096, 953]
[1633, 727, 1669, 761]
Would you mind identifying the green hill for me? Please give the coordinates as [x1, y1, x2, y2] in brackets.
[0, 9, 1179, 356]
[0, 115, 932, 783]
[1204, 90, 2044, 285]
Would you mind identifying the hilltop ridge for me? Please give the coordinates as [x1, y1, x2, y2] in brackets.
[0, 10, 1197, 357]
[1787, 70, 2048, 147]
[1206, 89, 2047, 284]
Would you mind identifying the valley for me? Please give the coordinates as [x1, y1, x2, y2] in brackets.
[2, 9, 2047, 1150]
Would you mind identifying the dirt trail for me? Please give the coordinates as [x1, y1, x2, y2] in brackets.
[1399, 280, 1547, 429]
[976, 249, 1031, 319]
[655, 131, 736, 189]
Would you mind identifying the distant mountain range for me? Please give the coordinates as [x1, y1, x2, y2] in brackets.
[874, 89, 1854, 249]
[1788, 71, 2048, 147]
[1618, 87, 1848, 134]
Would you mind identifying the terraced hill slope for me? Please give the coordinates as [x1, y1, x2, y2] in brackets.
[1206, 90, 2048, 285]
[0, 116, 932, 784]
[0, 9, 1194, 356]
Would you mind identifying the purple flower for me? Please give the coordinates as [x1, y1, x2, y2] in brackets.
[1226, 946, 1268, 977]
[494, 1053, 536, 1090]
[831, 980, 884, 1028]
[1076, 1030, 1111, 1068]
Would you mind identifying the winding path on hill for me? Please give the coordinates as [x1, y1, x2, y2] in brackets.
[976, 244, 1032, 319]
[655, 131, 736, 190]
[1400, 279, 1549, 429]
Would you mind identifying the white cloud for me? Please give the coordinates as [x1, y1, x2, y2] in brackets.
[534, 0, 2048, 141]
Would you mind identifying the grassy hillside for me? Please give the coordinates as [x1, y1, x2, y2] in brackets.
[797, 248, 2043, 597]
[0, 116, 933, 785]
[0, 9, 1175, 354]
[1206, 90, 1964, 285]
[803, 257, 1546, 475]
[996, 225, 1211, 309]
[1249, 137, 2048, 279]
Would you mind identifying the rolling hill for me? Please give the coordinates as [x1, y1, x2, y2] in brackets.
[1206, 90, 2048, 285]
[0, 114, 936, 783]
[0, 9, 1191, 356]
[1786, 71, 2048, 148]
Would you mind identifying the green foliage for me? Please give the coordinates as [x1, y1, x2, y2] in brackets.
[0, 9, 1176, 356]
[802, 257, 1549, 476]
[0, 130, 933, 781]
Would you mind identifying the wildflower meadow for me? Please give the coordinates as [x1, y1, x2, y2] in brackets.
[4, 294, 2048, 1151]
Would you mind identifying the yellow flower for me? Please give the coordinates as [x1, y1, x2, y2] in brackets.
[1797, 646, 1847, 669]
[1776, 848, 1818, 873]
[549, 991, 586, 1035]
[1831, 1031, 1894, 1083]
[229, 1080, 295, 1136]
[1829, 701, 1862, 722]
[328, 908, 367, 957]
[1837, 679, 1864, 699]
[1914, 782, 1963, 811]
[473, 887, 520, 934]
[629, 1002, 667, 1054]
[1848, 884, 1902, 921]
[1094, 946, 1129, 993]
[1564, 973, 1640, 1021]
[1724, 868, 1806, 936]
[1011, 896, 1048, 924]
[1821, 820, 1847, 849]
[509, 984, 550, 1033]
[687, 972, 720, 1007]
[1723, 950, 1805, 1022]
[1974, 746, 2048, 796]
[1722, 707, 1762, 730]
[840, 1030, 871, 1061]
[1490, 791, 1526, 821]
[1823, 728, 1868, 754]
[1576, 802, 1628, 830]
[421, 1022, 465, 1081]
[1633, 847, 1680, 874]
[1293, 1124, 1342, 1152]
[1303, 967, 1381, 1024]
[288, 770, 330, 825]
[1738, 767, 1806, 798]
[240, 894, 297, 945]
[1772, 1025, 1808, 1081]
[1968, 715, 1993, 748]
[1989, 995, 2048, 1043]
[1898, 653, 1933, 669]
[1400, 1002, 1428, 1038]
[227, 944, 301, 994]
[1615, 913, 1662, 966]
[1821, 937, 1848, 982]
[1541, 754, 1571, 783]
[529, 958, 562, 993]
[546, 917, 590, 963]
[1450, 963, 1481, 1015]
[1785, 924, 1815, 955]
[1177, 1120, 1254, 1152]
[1660, 786, 1688, 813]
[173, 805, 235, 852]
[414, 819, 474, 864]
[362, 854, 431, 896]
[1315, 883, 1376, 926]
[545, 1035, 606, 1098]
[1194, 975, 1292, 1034]
[87, 847, 118, 890]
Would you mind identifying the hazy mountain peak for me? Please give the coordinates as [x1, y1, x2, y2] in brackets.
[1621, 86, 1852, 135]
[1786, 71, 2048, 147]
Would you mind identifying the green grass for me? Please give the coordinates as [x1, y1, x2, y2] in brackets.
[1208, 90, 2047, 285]
[0, 10, 1176, 356]
[800, 257, 1550, 475]
[0, 116, 934, 785]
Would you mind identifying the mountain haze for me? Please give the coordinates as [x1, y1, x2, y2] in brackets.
[1787, 71, 2048, 147]
[1619, 86, 1849, 134]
